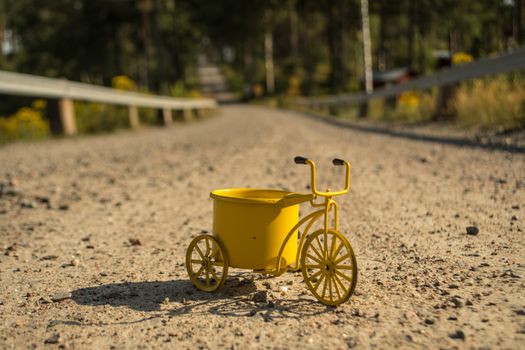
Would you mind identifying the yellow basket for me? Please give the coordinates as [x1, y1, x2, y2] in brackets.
[210, 188, 300, 271]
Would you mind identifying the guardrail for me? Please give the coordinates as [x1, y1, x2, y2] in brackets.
[0, 70, 217, 135]
[296, 46, 525, 114]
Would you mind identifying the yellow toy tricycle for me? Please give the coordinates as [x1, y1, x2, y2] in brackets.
[185, 157, 357, 306]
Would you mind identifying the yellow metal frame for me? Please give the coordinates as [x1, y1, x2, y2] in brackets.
[185, 157, 357, 306]
[272, 158, 352, 276]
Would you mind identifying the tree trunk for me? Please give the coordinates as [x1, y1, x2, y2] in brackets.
[264, 32, 275, 94]
[407, 0, 416, 69]
[378, 0, 387, 71]
[515, 0, 523, 45]
[326, 0, 345, 93]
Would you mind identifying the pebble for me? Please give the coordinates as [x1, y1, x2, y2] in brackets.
[511, 215, 518, 221]
[253, 291, 268, 303]
[45, 333, 62, 344]
[466, 226, 479, 235]
[20, 200, 34, 209]
[40, 255, 58, 261]
[129, 238, 143, 246]
[424, 318, 435, 325]
[71, 258, 80, 266]
[448, 330, 465, 340]
[58, 204, 69, 211]
[51, 291, 72, 302]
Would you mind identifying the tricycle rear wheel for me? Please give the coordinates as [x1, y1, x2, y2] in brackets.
[301, 229, 357, 306]
[186, 235, 229, 292]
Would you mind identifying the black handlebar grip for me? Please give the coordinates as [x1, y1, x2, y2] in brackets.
[332, 158, 345, 166]
[294, 156, 308, 164]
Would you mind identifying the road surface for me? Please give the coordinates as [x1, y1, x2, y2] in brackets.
[1, 105, 524, 349]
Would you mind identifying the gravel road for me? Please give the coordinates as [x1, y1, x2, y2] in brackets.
[1, 105, 524, 349]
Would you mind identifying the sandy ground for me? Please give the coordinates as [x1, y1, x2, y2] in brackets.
[0, 105, 524, 349]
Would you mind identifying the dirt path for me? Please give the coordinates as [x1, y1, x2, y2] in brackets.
[1, 105, 524, 349]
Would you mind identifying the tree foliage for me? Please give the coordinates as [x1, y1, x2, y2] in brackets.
[0, 0, 521, 98]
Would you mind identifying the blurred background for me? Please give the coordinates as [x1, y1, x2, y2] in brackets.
[0, 0, 524, 142]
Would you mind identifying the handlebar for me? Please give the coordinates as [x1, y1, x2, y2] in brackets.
[294, 156, 308, 165]
[293, 156, 351, 197]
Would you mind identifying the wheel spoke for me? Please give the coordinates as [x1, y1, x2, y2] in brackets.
[210, 261, 224, 267]
[205, 270, 210, 286]
[195, 244, 205, 259]
[194, 265, 205, 278]
[309, 243, 324, 262]
[328, 275, 333, 302]
[321, 275, 329, 298]
[334, 253, 350, 265]
[191, 259, 203, 264]
[331, 239, 343, 260]
[304, 264, 322, 270]
[308, 269, 323, 281]
[210, 268, 219, 281]
[314, 272, 326, 291]
[323, 232, 328, 259]
[335, 269, 353, 283]
[335, 264, 354, 270]
[314, 235, 324, 254]
[205, 238, 211, 256]
[329, 235, 337, 260]
[333, 273, 348, 294]
[306, 253, 323, 265]
[331, 275, 342, 300]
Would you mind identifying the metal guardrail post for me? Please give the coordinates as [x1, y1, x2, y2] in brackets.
[183, 109, 193, 121]
[128, 106, 140, 129]
[162, 107, 173, 125]
[59, 98, 77, 136]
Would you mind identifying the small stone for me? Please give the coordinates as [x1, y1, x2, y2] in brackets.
[448, 283, 459, 289]
[424, 318, 435, 325]
[58, 204, 69, 211]
[253, 291, 268, 303]
[51, 292, 72, 302]
[20, 200, 34, 209]
[40, 255, 58, 261]
[515, 309, 525, 316]
[45, 333, 62, 344]
[351, 308, 363, 317]
[71, 258, 80, 266]
[38, 297, 52, 304]
[248, 309, 257, 316]
[511, 215, 518, 221]
[466, 226, 479, 235]
[129, 238, 143, 246]
[448, 330, 465, 340]
[267, 301, 275, 308]
[465, 299, 473, 306]
[449, 296, 463, 308]
[512, 205, 520, 210]
[34, 196, 50, 204]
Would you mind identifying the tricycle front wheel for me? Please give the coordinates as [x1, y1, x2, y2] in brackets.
[186, 235, 229, 292]
[301, 229, 357, 306]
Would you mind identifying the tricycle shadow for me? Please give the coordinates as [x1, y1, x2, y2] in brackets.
[71, 274, 330, 319]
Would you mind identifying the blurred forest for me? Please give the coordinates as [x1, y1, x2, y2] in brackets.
[0, 0, 522, 95]
[0, 0, 524, 140]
